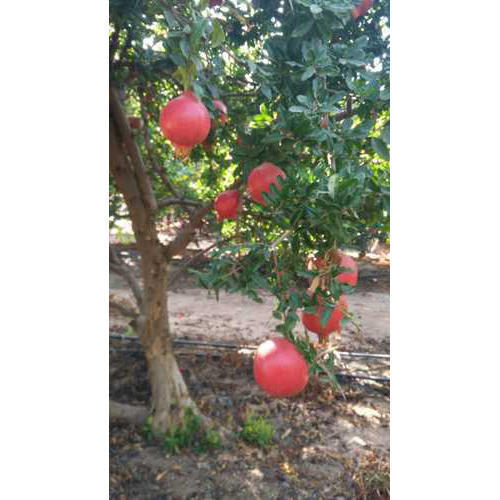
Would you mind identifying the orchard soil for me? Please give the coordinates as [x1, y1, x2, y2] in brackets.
[110, 248, 390, 499]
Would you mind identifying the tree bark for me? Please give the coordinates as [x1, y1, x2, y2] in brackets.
[109, 87, 198, 435]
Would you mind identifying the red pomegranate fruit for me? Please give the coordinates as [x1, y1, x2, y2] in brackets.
[247, 162, 286, 206]
[352, 0, 374, 19]
[213, 99, 228, 125]
[253, 338, 309, 397]
[159, 91, 211, 148]
[336, 254, 358, 286]
[301, 295, 348, 339]
[214, 189, 240, 221]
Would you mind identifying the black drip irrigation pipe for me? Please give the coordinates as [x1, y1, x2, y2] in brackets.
[109, 334, 390, 361]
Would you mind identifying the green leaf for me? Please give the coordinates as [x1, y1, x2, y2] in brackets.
[297, 95, 309, 105]
[210, 20, 225, 48]
[328, 175, 338, 200]
[289, 105, 307, 113]
[291, 19, 315, 38]
[380, 87, 390, 100]
[190, 18, 208, 51]
[371, 138, 390, 160]
[261, 85, 272, 98]
[320, 307, 333, 328]
[301, 67, 316, 81]
[179, 39, 190, 58]
[381, 124, 390, 145]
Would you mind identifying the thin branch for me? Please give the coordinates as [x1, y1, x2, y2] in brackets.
[109, 245, 143, 308]
[167, 238, 229, 287]
[222, 92, 259, 98]
[334, 95, 354, 121]
[157, 197, 202, 209]
[110, 87, 158, 213]
[110, 300, 139, 319]
[164, 204, 213, 260]
[164, 180, 242, 261]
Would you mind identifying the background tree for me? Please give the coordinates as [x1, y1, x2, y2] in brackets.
[109, 0, 390, 435]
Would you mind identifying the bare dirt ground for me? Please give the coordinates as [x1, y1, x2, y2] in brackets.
[110, 249, 390, 499]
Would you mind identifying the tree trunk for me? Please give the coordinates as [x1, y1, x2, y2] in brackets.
[140, 243, 197, 434]
[109, 92, 198, 435]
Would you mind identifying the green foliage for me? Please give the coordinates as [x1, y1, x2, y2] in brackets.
[240, 413, 275, 447]
[160, 408, 222, 454]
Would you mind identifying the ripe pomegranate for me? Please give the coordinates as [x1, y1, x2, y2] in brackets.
[352, 0, 374, 19]
[214, 189, 240, 221]
[210, 0, 223, 6]
[253, 338, 309, 397]
[336, 254, 358, 286]
[213, 99, 228, 125]
[128, 116, 143, 130]
[159, 91, 211, 148]
[247, 162, 286, 206]
[301, 295, 348, 340]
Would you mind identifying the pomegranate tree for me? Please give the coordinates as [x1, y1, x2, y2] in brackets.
[253, 338, 309, 397]
[247, 162, 286, 205]
[159, 91, 211, 152]
[109, 0, 389, 435]
[214, 190, 240, 221]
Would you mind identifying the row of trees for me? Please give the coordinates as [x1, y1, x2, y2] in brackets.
[109, 0, 390, 434]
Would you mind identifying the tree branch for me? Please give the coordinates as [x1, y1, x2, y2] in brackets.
[109, 245, 143, 308]
[164, 204, 212, 260]
[110, 87, 158, 213]
[167, 238, 229, 287]
[163, 180, 243, 261]
[334, 95, 353, 121]
[110, 299, 139, 319]
[157, 197, 202, 209]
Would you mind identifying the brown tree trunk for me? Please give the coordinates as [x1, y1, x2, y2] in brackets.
[140, 242, 197, 434]
[109, 88, 198, 435]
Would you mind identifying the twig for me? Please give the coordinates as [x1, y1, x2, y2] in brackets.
[167, 238, 229, 287]
[334, 95, 354, 121]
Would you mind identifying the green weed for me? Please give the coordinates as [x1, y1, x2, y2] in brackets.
[240, 413, 275, 447]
